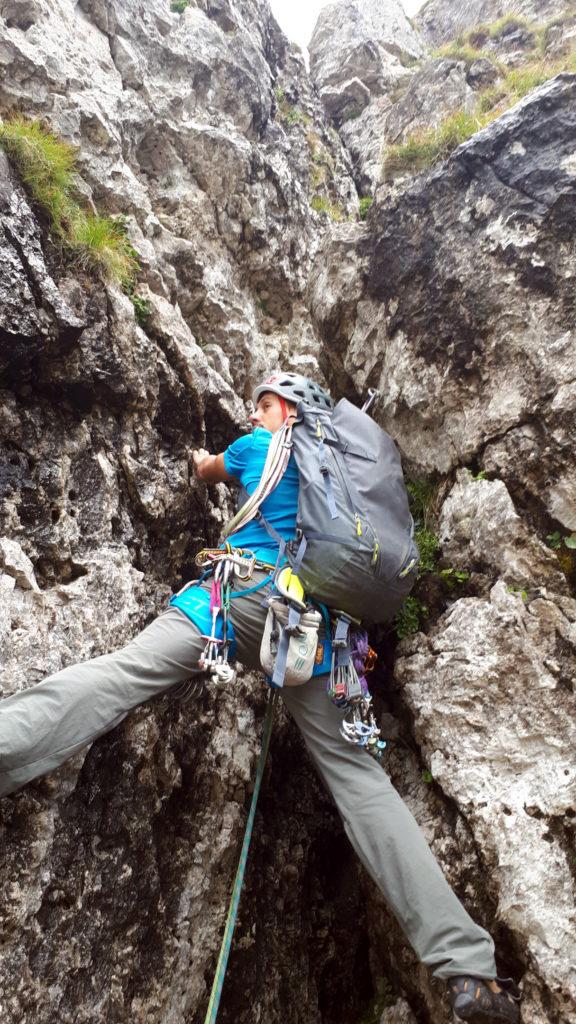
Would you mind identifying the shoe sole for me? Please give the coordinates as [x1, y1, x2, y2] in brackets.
[454, 1005, 519, 1024]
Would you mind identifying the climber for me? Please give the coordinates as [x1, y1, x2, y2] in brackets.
[0, 373, 520, 1023]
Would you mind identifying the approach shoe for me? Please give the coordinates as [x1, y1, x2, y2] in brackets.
[448, 976, 521, 1024]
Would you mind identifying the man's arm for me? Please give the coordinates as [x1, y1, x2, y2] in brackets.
[192, 448, 234, 484]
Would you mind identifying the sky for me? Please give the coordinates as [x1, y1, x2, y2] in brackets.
[269, 0, 425, 56]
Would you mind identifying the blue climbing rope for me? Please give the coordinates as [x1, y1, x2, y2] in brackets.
[203, 688, 278, 1024]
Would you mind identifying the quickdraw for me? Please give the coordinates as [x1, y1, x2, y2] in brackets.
[188, 547, 255, 685]
[196, 557, 237, 684]
[327, 614, 386, 760]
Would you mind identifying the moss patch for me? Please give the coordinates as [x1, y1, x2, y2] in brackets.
[359, 196, 373, 220]
[395, 595, 429, 639]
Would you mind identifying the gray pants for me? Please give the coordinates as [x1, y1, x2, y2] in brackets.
[0, 572, 496, 980]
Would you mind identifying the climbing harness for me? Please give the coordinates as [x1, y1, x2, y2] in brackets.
[203, 689, 278, 1024]
[172, 547, 271, 687]
[327, 614, 386, 760]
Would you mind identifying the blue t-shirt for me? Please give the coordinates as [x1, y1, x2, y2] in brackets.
[170, 430, 331, 676]
[223, 428, 299, 564]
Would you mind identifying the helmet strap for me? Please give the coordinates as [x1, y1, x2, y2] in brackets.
[279, 397, 289, 422]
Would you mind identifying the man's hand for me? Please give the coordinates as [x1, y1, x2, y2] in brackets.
[192, 449, 233, 484]
[192, 448, 210, 470]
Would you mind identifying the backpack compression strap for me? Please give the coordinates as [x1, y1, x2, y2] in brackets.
[222, 421, 293, 539]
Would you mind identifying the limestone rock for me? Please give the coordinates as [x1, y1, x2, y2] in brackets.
[310, 73, 576, 1022]
[310, 75, 576, 522]
[0, 152, 85, 376]
[439, 469, 566, 592]
[416, 0, 569, 49]
[1, 0, 576, 1021]
[0, 1, 371, 1021]
[396, 581, 576, 1018]
[309, 0, 424, 124]
[383, 56, 476, 151]
[380, 998, 418, 1023]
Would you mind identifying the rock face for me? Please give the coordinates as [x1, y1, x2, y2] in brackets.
[416, 0, 570, 48]
[0, 2, 369, 1023]
[311, 74, 576, 531]
[0, 0, 356, 397]
[309, 73, 576, 1023]
[310, 0, 576, 192]
[309, 0, 424, 124]
[2, 1, 576, 1023]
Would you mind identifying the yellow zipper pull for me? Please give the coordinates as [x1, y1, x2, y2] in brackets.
[372, 541, 379, 564]
[355, 514, 363, 537]
[316, 418, 323, 439]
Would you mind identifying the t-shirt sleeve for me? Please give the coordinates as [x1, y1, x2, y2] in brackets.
[223, 433, 254, 480]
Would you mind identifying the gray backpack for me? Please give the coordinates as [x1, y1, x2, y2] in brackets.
[257, 397, 419, 624]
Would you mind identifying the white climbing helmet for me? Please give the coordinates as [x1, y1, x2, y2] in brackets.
[252, 372, 334, 412]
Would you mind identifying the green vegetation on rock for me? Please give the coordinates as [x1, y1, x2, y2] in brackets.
[384, 109, 493, 180]
[478, 53, 576, 112]
[384, 48, 576, 180]
[0, 118, 139, 287]
[395, 479, 473, 638]
[306, 131, 344, 221]
[68, 212, 139, 287]
[407, 480, 440, 574]
[170, 0, 189, 13]
[432, 41, 492, 67]
[386, 8, 576, 181]
[274, 87, 310, 128]
[0, 118, 77, 231]
[396, 595, 429, 639]
[310, 194, 344, 220]
[471, 12, 532, 45]
[359, 196, 373, 220]
[129, 292, 152, 328]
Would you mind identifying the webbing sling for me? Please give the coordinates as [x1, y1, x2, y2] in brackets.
[203, 689, 278, 1024]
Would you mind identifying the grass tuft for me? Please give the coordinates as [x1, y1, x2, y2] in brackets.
[432, 42, 491, 67]
[0, 118, 77, 233]
[310, 194, 344, 220]
[274, 87, 310, 128]
[384, 110, 492, 179]
[68, 212, 139, 287]
[170, 0, 189, 12]
[384, 30, 576, 182]
[0, 117, 139, 287]
[488, 13, 532, 38]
